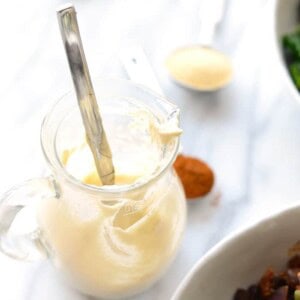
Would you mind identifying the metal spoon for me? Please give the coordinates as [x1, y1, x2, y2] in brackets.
[165, 0, 233, 92]
[57, 3, 115, 185]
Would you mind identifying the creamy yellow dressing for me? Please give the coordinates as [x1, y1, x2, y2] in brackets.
[38, 114, 185, 298]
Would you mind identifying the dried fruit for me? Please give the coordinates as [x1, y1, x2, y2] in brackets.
[233, 255, 300, 300]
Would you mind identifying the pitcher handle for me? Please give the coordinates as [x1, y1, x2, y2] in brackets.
[0, 177, 57, 261]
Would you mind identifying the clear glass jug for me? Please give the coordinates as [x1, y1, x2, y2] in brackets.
[0, 78, 186, 299]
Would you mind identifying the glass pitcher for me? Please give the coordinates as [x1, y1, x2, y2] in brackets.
[0, 78, 186, 299]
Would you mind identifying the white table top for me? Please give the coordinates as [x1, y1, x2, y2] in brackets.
[0, 0, 297, 299]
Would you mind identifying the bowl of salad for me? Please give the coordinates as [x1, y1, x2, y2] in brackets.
[274, 0, 300, 101]
[171, 204, 300, 300]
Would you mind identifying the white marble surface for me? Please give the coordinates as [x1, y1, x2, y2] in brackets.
[0, 0, 298, 299]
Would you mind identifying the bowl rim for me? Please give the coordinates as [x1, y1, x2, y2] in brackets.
[272, 0, 300, 104]
[171, 202, 300, 300]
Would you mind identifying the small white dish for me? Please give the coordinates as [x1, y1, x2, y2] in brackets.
[172, 204, 300, 300]
[272, 0, 300, 103]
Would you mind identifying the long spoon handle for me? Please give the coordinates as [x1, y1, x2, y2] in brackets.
[198, 0, 226, 46]
[57, 4, 114, 185]
[119, 44, 164, 95]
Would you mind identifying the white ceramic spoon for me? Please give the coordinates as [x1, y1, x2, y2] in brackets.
[166, 0, 233, 92]
[119, 44, 164, 95]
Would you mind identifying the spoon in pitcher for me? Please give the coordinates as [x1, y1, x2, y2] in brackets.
[57, 4, 115, 185]
[165, 0, 233, 92]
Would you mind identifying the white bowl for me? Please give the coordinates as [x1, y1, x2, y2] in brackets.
[273, 0, 300, 102]
[172, 204, 300, 299]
